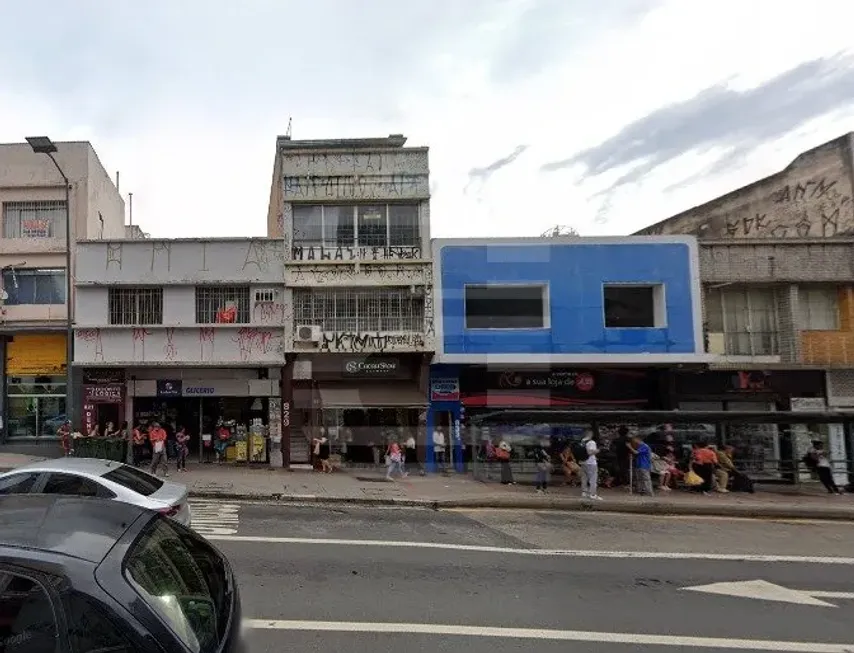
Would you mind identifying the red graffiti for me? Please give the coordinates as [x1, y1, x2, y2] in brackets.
[199, 327, 215, 361]
[253, 301, 284, 324]
[163, 327, 177, 361]
[132, 328, 151, 360]
[77, 328, 104, 361]
[231, 328, 279, 362]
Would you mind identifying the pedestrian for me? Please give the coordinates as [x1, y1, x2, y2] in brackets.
[559, 441, 581, 486]
[57, 421, 73, 457]
[318, 435, 332, 473]
[533, 439, 552, 494]
[131, 424, 146, 467]
[433, 426, 447, 473]
[404, 434, 417, 474]
[148, 422, 169, 477]
[578, 432, 602, 500]
[497, 440, 514, 485]
[386, 441, 406, 479]
[691, 443, 717, 494]
[805, 440, 842, 495]
[629, 434, 654, 496]
[176, 426, 190, 472]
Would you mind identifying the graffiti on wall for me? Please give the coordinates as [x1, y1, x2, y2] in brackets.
[232, 327, 283, 362]
[150, 242, 172, 271]
[106, 244, 123, 269]
[283, 175, 428, 200]
[77, 329, 104, 362]
[319, 331, 426, 353]
[281, 151, 429, 177]
[292, 245, 422, 262]
[253, 301, 285, 324]
[132, 328, 151, 360]
[423, 266, 435, 337]
[287, 263, 430, 285]
[199, 327, 216, 361]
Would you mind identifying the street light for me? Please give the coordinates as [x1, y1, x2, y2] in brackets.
[26, 136, 75, 430]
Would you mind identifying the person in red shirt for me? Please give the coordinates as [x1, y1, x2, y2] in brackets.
[148, 422, 169, 477]
[691, 443, 718, 494]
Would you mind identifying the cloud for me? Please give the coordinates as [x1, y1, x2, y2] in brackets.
[540, 53, 854, 197]
[468, 145, 529, 182]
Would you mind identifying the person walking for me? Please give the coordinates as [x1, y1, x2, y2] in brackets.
[433, 426, 447, 473]
[533, 440, 551, 494]
[579, 433, 602, 500]
[805, 440, 842, 495]
[630, 434, 654, 496]
[386, 441, 406, 480]
[175, 426, 190, 472]
[148, 422, 169, 477]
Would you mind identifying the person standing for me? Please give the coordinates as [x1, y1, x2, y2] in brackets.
[175, 426, 190, 472]
[630, 434, 654, 496]
[533, 440, 551, 494]
[57, 421, 73, 457]
[497, 440, 514, 485]
[386, 440, 406, 479]
[433, 426, 447, 473]
[580, 433, 602, 500]
[806, 440, 842, 495]
[148, 422, 169, 477]
[404, 434, 417, 475]
[132, 424, 147, 467]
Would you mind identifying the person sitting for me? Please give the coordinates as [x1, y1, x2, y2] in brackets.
[717, 445, 754, 493]
[559, 442, 582, 486]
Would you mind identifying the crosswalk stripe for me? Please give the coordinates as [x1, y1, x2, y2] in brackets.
[189, 500, 241, 535]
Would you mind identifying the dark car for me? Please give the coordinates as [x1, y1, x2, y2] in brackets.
[0, 494, 245, 653]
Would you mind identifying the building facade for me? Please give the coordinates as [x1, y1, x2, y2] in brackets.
[635, 134, 854, 483]
[428, 236, 708, 470]
[267, 134, 433, 464]
[0, 141, 124, 445]
[73, 238, 287, 466]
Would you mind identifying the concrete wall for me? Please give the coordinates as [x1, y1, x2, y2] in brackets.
[86, 145, 126, 239]
[638, 134, 854, 239]
[433, 237, 704, 362]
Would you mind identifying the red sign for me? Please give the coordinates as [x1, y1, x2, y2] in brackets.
[21, 218, 50, 237]
[83, 384, 124, 403]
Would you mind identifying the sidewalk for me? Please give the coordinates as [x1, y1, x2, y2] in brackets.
[3, 453, 852, 520]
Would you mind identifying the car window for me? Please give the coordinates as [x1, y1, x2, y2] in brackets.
[0, 473, 40, 495]
[124, 518, 231, 653]
[41, 473, 101, 498]
[0, 570, 59, 653]
[101, 466, 163, 497]
[62, 591, 139, 653]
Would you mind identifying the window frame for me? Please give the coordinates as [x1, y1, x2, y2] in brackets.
[799, 286, 840, 331]
[291, 203, 421, 249]
[194, 285, 251, 324]
[39, 472, 114, 499]
[107, 287, 164, 326]
[2, 200, 67, 239]
[462, 283, 550, 331]
[602, 283, 667, 329]
[1, 268, 67, 305]
[0, 565, 62, 653]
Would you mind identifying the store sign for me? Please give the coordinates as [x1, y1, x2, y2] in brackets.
[431, 378, 460, 402]
[83, 368, 125, 384]
[83, 384, 123, 403]
[496, 370, 595, 391]
[21, 218, 50, 238]
[184, 386, 216, 395]
[342, 359, 399, 377]
[156, 380, 182, 397]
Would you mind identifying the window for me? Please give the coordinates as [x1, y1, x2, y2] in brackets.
[108, 288, 163, 325]
[6, 376, 66, 438]
[195, 286, 250, 324]
[0, 472, 40, 494]
[103, 465, 164, 497]
[41, 473, 101, 497]
[799, 286, 839, 331]
[603, 284, 665, 328]
[2, 200, 66, 238]
[1, 269, 66, 305]
[125, 518, 232, 653]
[0, 571, 58, 653]
[464, 285, 547, 329]
[704, 286, 779, 355]
[62, 592, 139, 653]
[291, 204, 420, 248]
[294, 288, 424, 332]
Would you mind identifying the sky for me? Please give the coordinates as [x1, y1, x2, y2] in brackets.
[2, 0, 854, 239]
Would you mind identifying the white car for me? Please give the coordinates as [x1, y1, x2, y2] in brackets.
[0, 457, 192, 527]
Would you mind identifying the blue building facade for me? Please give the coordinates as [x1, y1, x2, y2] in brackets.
[425, 236, 708, 470]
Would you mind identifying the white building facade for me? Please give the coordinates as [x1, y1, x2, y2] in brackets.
[268, 134, 434, 465]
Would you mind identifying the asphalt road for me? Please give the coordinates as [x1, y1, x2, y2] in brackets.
[189, 501, 854, 652]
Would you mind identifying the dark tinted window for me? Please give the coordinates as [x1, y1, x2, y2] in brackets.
[125, 519, 231, 653]
[603, 285, 657, 328]
[102, 465, 163, 497]
[465, 285, 546, 329]
[62, 592, 138, 653]
[41, 473, 100, 497]
[0, 473, 39, 495]
[0, 571, 58, 653]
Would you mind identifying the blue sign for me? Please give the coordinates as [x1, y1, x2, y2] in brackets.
[156, 380, 182, 397]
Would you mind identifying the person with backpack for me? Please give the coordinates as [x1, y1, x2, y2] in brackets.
[579, 432, 602, 500]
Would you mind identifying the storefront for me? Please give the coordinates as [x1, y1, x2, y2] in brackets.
[128, 375, 279, 464]
[672, 369, 828, 480]
[290, 354, 427, 465]
[80, 368, 126, 436]
[3, 332, 67, 439]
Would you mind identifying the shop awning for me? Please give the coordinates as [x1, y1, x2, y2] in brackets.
[318, 385, 426, 408]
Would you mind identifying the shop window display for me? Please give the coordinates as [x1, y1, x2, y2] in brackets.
[6, 376, 66, 438]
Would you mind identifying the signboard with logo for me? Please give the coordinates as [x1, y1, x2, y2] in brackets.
[21, 218, 50, 238]
[184, 385, 216, 395]
[83, 384, 124, 403]
[156, 380, 182, 398]
[83, 368, 125, 384]
[342, 358, 399, 378]
[431, 378, 460, 402]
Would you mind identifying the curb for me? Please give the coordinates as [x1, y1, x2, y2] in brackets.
[187, 491, 854, 521]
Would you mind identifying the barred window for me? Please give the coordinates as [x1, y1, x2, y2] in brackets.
[292, 204, 420, 248]
[108, 288, 163, 325]
[195, 286, 251, 324]
[3, 201, 67, 238]
[293, 288, 424, 332]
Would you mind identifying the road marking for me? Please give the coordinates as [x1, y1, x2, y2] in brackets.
[683, 580, 840, 607]
[190, 500, 240, 535]
[243, 619, 854, 652]
[208, 535, 854, 565]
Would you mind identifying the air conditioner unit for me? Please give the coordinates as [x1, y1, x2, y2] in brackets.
[707, 332, 726, 355]
[295, 325, 321, 343]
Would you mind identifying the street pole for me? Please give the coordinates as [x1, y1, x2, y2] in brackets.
[26, 138, 75, 430]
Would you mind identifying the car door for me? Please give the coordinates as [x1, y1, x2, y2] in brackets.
[39, 473, 116, 499]
[0, 472, 43, 495]
[0, 566, 62, 652]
